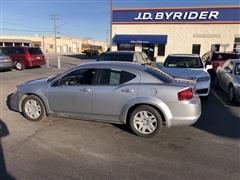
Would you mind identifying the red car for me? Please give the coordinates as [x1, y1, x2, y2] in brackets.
[0, 47, 46, 70]
[202, 51, 239, 78]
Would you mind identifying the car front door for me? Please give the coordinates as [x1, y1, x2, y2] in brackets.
[47, 68, 96, 116]
[91, 68, 140, 122]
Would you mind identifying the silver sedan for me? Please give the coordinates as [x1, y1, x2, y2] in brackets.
[215, 59, 240, 102]
[10, 62, 201, 137]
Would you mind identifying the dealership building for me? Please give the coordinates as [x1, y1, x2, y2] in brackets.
[112, 6, 240, 62]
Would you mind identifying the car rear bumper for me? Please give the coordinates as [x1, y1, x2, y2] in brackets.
[167, 98, 201, 127]
[0, 61, 14, 70]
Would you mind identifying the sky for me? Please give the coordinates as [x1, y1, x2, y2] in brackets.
[0, 0, 239, 41]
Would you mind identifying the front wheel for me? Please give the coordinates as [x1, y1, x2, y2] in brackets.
[129, 105, 162, 137]
[22, 95, 46, 121]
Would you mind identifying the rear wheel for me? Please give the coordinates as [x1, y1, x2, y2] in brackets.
[22, 95, 46, 121]
[15, 61, 25, 70]
[129, 105, 162, 137]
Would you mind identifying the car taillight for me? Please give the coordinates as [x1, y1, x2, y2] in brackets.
[178, 88, 193, 101]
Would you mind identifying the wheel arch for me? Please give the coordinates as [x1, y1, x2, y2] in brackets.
[19, 93, 49, 115]
[120, 97, 173, 127]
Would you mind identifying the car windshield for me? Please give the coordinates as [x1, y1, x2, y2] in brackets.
[145, 67, 173, 83]
[102, 53, 134, 62]
[28, 48, 43, 55]
[212, 53, 238, 61]
[236, 63, 240, 75]
[164, 56, 203, 68]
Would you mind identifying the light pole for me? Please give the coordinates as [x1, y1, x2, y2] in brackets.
[109, 0, 113, 50]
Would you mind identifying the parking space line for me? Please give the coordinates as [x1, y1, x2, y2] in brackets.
[210, 89, 229, 108]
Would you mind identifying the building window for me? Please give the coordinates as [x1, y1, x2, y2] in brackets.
[50, 44, 53, 49]
[158, 44, 165, 56]
[192, 44, 201, 54]
[211, 44, 220, 52]
[117, 43, 135, 51]
[233, 37, 240, 53]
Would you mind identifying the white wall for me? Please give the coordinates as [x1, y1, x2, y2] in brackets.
[112, 24, 240, 62]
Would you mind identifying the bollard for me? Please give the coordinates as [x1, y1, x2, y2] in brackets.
[46, 58, 50, 68]
[57, 56, 61, 69]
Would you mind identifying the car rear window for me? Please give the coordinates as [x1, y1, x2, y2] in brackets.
[145, 67, 173, 83]
[28, 48, 43, 55]
[102, 53, 134, 62]
[212, 53, 238, 61]
[164, 56, 203, 68]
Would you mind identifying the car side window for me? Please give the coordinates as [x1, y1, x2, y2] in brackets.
[227, 63, 234, 71]
[60, 69, 96, 86]
[235, 64, 240, 75]
[96, 69, 136, 85]
[15, 48, 24, 54]
[222, 60, 230, 69]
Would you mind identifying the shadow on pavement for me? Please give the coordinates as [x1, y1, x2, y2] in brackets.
[63, 54, 98, 60]
[0, 120, 15, 180]
[194, 94, 240, 139]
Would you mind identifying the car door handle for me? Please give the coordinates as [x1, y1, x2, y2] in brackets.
[121, 88, 134, 93]
[79, 88, 91, 92]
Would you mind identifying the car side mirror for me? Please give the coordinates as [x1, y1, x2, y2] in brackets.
[206, 64, 213, 70]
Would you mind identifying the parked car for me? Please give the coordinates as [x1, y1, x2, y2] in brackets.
[0, 50, 14, 71]
[160, 54, 212, 98]
[202, 51, 239, 78]
[98, 51, 151, 65]
[10, 62, 201, 137]
[0, 47, 46, 70]
[215, 59, 240, 102]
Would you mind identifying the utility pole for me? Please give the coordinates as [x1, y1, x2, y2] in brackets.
[109, 0, 113, 50]
[51, 14, 59, 55]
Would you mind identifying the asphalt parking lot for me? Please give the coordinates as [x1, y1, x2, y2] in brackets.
[0, 55, 239, 180]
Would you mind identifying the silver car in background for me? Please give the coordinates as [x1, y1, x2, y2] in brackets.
[215, 59, 240, 102]
[0, 50, 14, 71]
[10, 62, 201, 137]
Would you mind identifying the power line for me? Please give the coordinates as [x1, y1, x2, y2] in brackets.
[1, 27, 51, 32]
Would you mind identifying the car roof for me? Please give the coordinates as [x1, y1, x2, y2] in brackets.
[168, 54, 200, 57]
[104, 51, 136, 55]
[78, 61, 148, 71]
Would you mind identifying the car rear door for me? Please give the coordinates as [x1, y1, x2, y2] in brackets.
[91, 68, 140, 122]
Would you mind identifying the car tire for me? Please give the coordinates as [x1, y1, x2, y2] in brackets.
[129, 105, 162, 137]
[228, 86, 235, 103]
[22, 95, 46, 121]
[15, 61, 25, 70]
